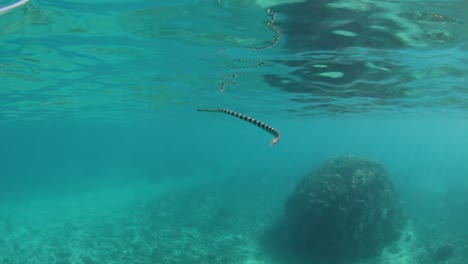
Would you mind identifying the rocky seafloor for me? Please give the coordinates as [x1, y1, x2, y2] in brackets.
[0, 176, 466, 264]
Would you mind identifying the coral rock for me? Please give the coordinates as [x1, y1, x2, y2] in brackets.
[278, 156, 405, 263]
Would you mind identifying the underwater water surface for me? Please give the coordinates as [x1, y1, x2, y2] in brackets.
[1, 0, 467, 264]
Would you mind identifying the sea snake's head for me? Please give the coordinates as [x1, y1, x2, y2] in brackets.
[271, 137, 280, 146]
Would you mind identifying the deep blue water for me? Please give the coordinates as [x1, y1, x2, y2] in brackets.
[1, 1, 467, 264]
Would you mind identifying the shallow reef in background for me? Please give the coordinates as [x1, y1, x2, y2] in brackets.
[263, 156, 406, 264]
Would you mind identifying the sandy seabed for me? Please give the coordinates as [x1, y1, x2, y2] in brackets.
[0, 178, 466, 264]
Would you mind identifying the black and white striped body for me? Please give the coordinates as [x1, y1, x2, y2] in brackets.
[197, 108, 281, 146]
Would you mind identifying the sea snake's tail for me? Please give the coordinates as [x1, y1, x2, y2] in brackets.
[197, 108, 281, 146]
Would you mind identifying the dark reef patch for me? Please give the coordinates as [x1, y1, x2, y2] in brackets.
[263, 156, 406, 264]
[433, 244, 454, 262]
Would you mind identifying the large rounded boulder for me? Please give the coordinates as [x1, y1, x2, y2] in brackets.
[274, 156, 405, 263]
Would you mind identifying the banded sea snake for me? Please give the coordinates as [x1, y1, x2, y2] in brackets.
[0, 0, 29, 15]
[197, 108, 281, 146]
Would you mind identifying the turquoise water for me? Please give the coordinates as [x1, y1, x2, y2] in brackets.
[1, 0, 467, 263]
